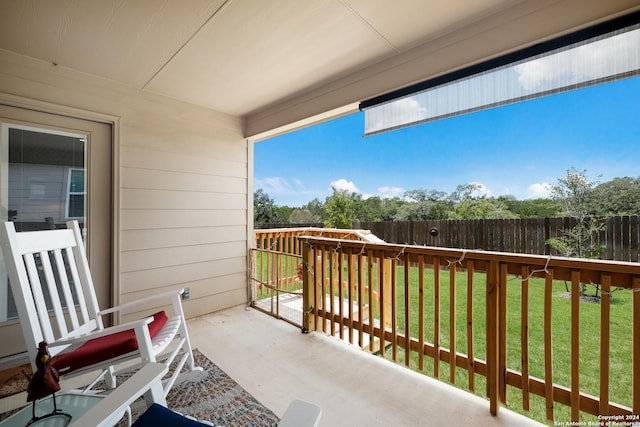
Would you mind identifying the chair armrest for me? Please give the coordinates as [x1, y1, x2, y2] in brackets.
[72, 362, 168, 427]
[98, 289, 184, 316]
[53, 316, 154, 348]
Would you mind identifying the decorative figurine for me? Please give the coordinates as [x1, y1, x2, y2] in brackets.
[23, 341, 71, 425]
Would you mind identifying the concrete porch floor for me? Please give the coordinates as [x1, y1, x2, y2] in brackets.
[190, 305, 544, 427]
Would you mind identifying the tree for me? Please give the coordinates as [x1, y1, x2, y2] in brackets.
[378, 197, 406, 221]
[302, 198, 326, 222]
[591, 177, 640, 215]
[324, 187, 358, 229]
[357, 196, 384, 222]
[275, 206, 294, 223]
[395, 188, 451, 220]
[254, 189, 278, 226]
[405, 188, 448, 204]
[447, 183, 485, 204]
[289, 208, 321, 224]
[548, 168, 604, 257]
[499, 195, 561, 218]
[547, 168, 605, 296]
[448, 197, 518, 219]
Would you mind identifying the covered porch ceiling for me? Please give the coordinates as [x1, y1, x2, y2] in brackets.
[0, 1, 638, 138]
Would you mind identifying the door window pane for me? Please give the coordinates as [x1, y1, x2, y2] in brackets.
[1, 124, 86, 320]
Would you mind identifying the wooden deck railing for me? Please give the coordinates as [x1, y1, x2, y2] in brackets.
[251, 228, 381, 326]
[251, 229, 640, 423]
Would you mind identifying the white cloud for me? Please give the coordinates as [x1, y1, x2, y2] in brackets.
[390, 97, 427, 123]
[255, 177, 325, 206]
[254, 177, 293, 194]
[527, 182, 552, 199]
[377, 186, 405, 198]
[366, 96, 428, 133]
[515, 29, 639, 91]
[515, 58, 558, 92]
[330, 178, 360, 193]
[470, 181, 491, 197]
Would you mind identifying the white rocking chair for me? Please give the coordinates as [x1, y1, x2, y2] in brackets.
[0, 220, 202, 395]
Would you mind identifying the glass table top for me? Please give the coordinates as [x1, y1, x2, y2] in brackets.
[0, 393, 106, 427]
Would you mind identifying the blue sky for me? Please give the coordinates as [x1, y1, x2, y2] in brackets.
[254, 75, 640, 207]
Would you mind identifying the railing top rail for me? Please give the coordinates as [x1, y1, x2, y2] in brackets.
[256, 227, 328, 233]
[255, 227, 383, 242]
[298, 236, 640, 283]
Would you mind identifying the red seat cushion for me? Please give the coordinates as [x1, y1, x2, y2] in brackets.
[53, 311, 168, 375]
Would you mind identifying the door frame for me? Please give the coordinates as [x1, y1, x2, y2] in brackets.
[0, 93, 120, 358]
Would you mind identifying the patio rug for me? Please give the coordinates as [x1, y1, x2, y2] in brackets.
[0, 349, 280, 427]
[0, 362, 30, 399]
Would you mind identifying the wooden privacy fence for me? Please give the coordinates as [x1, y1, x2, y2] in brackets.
[290, 235, 640, 423]
[360, 215, 640, 262]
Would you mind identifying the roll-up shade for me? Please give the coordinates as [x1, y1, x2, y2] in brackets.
[361, 13, 640, 137]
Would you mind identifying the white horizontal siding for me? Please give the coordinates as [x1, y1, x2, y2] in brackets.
[120, 284, 247, 323]
[120, 258, 246, 294]
[120, 225, 245, 251]
[121, 241, 246, 273]
[121, 167, 245, 193]
[120, 145, 246, 177]
[119, 109, 248, 317]
[121, 209, 246, 229]
[118, 106, 248, 318]
[121, 188, 246, 210]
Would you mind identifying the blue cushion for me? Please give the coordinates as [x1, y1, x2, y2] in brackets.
[132, 403, 211, 427]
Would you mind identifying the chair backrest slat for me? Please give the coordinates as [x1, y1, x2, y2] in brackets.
[53, 248, 80, 330]
[64, 247, 92, 324]
[23, 252, 56, 343]
[68, 222, 101, 326]
[40, 249, 69, 338]
[15, 229, 77, 254]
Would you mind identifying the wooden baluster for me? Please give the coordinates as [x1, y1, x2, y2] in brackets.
[338, 247, 344, 340]
[367, 249, 375, 351]
[600, 274, 611, 416]
[544, 268, 554, 421]
[379, 252, 386, 358]
[404, 252, 411, 368]
[347, 248, 354, 345]
[391, 256, 398, 363]
[418, 255, 425, 371]
[571, 270, 581, 422]
[521, 266, 530, 411]
[284, 237, 289, 290]
[302, 242, 314, 333]
[315, 245, 323, 332]
[358, 250, 365, 349]
[450, 260, 457, 384]
[467, 260, 475, 392]
[633, 277, 640, 414]
[434, 256, 441, 378]
[486, 260, 500, 416]
[499, 263, 508, 405]
[329, 248, 335, 337]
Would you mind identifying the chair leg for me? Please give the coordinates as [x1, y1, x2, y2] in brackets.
[105, 366, 117, 389]
[179, 323, 196, 371]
